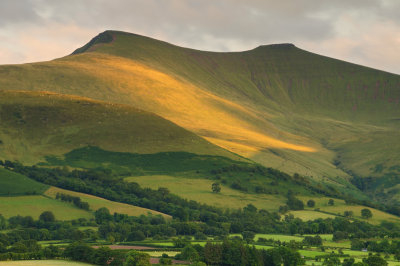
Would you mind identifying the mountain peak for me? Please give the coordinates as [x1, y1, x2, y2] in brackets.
[72, 31, 115, 55]
[254, 43, 296, 50]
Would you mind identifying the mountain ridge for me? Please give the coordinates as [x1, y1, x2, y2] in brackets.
[0, 30, 399, 201]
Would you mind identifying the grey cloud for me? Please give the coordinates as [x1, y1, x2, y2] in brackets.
[0, 0, 41, 26]
[0, 0, 398, 74]
[22, 0, 336, 51]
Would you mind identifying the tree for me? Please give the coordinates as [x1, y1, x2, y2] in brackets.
[158, 187, 170, 198]
[351, 239, 365, 250]
[0, 214, 6, 230]
[394, 250, 400, 261]
[342, 258, 355, 266]
[124, 250, 151, 266]
[212, 182, 221, 193]
[91, 246, 113, 265]
[287, 196, 304, 210]
[242, 231, 256, 243]
[39, 211, 55, 222]
[95, 207, 112, 224]
[264, 246, 304, 266]
[302, 235, 322, 246]
[363, 254, 387, 266]
[204, 242, 222, 265]
[64, 242, 94, 263]
[181, 245, 199, 262]
[9, 242, 27, 253]
[323, 255, 340, 266]
[328, 199, 335, 206]
[307, 199, 315, 208]
[127, 230, 146, 241]
[361, 208, 373, 219]
[160, 257, 173, 265]
[344, 210, 354, 218]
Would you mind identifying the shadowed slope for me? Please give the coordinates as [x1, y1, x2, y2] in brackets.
[0, 91, 236, 164]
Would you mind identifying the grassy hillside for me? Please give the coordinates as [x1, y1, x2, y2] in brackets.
[0, 30, 398, 187]
[0, 165, 168, 219]
[0, 167, 49, 196]
[0, 195, 93, 220]
[0, 90, 238, 164]
[44, 186, 170, 219]
[125, 174, 285, 211]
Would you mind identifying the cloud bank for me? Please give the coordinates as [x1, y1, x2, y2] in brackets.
[0, 0, 399, 74]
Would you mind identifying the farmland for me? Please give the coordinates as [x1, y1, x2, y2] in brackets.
[44, 186, 170, 218]
[125, 174, 284, 210]
[0, 195, 93, 220]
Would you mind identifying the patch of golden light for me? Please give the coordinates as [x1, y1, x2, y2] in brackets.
[55, 53, 317, 153]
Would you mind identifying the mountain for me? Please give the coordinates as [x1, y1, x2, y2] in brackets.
[0, 30, 399, 203]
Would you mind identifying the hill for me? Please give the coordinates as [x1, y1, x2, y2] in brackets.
[0, 90, 238, 164]
[0, 30, 399, 204]
[0, 31, 398, 193]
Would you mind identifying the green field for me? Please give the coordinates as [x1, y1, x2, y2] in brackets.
[45, 186, 170, 219]
[0, 195, 93, 220]
[289, 210, 336, 221]
[0, 168, 49, 196]
[295, 196, 400, 225]
[125, 175, 284, 210]
[144, 251, 180, 257]
[231, 233, 303, 242]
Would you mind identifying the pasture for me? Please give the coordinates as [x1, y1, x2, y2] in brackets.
[0, 168, 49, 196]
[0, 195, 93, 220]
[125, 175, 284, 211]
[45, 186, 170, 219]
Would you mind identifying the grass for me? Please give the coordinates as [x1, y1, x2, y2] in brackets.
[148, 242, 174, 247]
[289, 210, 336, 221]
[0, 90, 236, 166]
[297, 196, 400, 225]
[45, 186, 170, 219]
[143, 251, 180, 257]
[230, 234, 304, 242]
[319, 205, 400, 225]
[0, 167, 49, 196]
[298, 249, 328, 257]
[0, 195, 93, 220]
[125, 175, 284, 211]
[0, 261, 93, 265]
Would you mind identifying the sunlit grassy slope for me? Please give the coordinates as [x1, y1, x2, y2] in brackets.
[44, 186, 170, 219]
[0, 195, 93, 220]
[125, 175, 285, 211]
[0, 30, 399, 187]
[0, 91, 237, 164]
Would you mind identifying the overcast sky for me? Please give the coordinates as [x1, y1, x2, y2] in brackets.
[0, 0, 399, 74]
